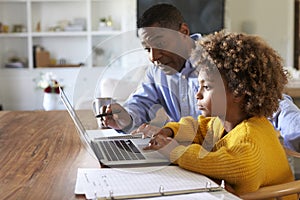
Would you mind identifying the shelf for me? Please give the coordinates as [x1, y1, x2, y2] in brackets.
[91, 30, 122, 36]
[0, 0, 137, 111]
[0, 1, 27, 34]
[0, 33, 28, 37]
[36, 64, 82, 68]
[32, 32, 88, 37]
[0, 0, 26, 2]
[28, 31, 122, 37]
[31, 0, 85, 2]
[0, 0, 135, 69]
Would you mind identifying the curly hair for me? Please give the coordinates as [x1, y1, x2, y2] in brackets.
[137, 3, 184, 30]
[191, 30, 288, 118]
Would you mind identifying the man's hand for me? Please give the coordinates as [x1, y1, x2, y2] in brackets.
[100, 103, 132, 130]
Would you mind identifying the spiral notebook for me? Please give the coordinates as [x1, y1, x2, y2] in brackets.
[75, 166, 234, 200]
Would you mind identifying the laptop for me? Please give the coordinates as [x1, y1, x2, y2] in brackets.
[59, 87, 170, 167]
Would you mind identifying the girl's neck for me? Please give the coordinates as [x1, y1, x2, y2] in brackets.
[222, 113, 249, 133]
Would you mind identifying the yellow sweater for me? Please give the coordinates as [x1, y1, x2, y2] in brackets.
[164, 116, 295, 196]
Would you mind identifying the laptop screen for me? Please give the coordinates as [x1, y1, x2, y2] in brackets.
[59, 87, 97, 160]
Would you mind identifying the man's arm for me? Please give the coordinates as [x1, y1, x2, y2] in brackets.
[271, 94, 300, 152]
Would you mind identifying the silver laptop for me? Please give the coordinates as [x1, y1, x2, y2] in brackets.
[59, 87, 170, 167]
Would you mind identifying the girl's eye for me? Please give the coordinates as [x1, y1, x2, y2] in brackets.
[203, 85, 210, 90]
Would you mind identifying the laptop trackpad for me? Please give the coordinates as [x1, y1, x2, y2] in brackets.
[133, 138, 168, 159]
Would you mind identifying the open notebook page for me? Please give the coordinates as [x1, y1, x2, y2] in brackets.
[75, 166, 222, 199]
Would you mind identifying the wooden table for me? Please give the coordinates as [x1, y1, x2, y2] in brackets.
[0, 110, 99, 200]
[0, 110, 242, 200]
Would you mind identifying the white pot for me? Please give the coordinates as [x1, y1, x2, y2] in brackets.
[43, 93, 59, 111]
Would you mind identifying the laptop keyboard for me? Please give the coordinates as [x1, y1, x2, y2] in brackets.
[99, 140, 146, 161]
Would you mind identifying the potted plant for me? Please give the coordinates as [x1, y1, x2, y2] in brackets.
[34, 72, 63, 111]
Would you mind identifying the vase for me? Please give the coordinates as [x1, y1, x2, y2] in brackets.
[43, 93, 59, 111]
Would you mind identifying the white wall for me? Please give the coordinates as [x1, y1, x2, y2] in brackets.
[0, 68, 80, 110]
[225, 0, 294, 67]
[0, 0, 296, 110]
[0, 0, 138, 111]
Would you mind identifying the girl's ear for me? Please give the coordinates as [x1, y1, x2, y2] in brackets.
[179, 23, 190, 36]
[233, 94, 245, 103]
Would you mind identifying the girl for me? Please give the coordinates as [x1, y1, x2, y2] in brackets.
[143, 31, 295, 198]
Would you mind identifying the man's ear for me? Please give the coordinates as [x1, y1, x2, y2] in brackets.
[179, 23, 190, 36]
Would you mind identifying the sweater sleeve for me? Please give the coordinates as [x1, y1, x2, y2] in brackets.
[164, 115, 210, 144]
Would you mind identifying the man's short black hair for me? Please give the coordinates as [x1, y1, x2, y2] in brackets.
[137, 3, 185, 30]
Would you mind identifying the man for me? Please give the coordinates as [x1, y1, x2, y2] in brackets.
[100, 3, 300, 152]
[101, 4, 201, 131]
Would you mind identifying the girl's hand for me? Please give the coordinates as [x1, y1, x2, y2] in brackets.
[143, 132, 179, 157]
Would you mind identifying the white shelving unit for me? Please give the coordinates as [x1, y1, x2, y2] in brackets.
[0, 0, 139, 110]
[0, 0, 136, 69]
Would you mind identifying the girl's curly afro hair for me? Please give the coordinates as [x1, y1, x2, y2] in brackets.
[192, 30, 288, 118]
